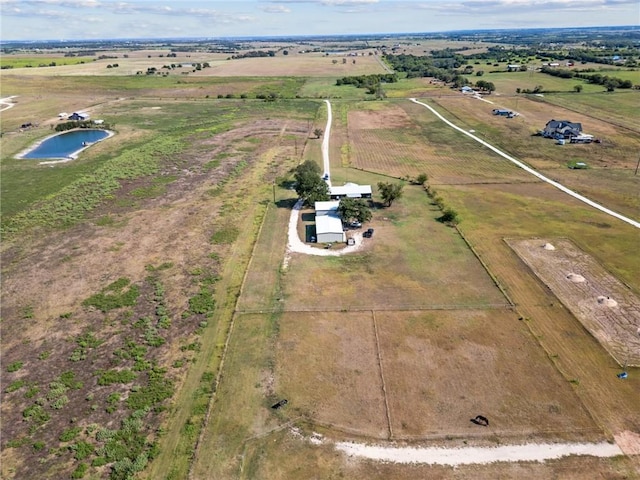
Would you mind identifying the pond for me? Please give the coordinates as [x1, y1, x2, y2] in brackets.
[20, 129, 111, 160]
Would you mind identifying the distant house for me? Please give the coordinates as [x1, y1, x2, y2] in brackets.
[460, 86, 475, 94]
[507, 64, 521, 72]
[543, 119, 582, 139]
[68, 112, 90, 121]
[329, 183, 372, 200]
[314, 201, 345, 243]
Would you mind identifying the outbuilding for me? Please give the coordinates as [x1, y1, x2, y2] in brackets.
[315, 215, 346, 243]
[329, 183, 372, 200]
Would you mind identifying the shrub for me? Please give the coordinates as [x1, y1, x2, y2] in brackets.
[5, 379, 26, 393]
[82, 278, 140, 312]
[7, 361, 23, 372]
[97, 369, 137, 386]
[71, 463, 88, 479]
[72, 440, 95, 460]
[439, 207, 460, 225]
[60, 427, 82, 442]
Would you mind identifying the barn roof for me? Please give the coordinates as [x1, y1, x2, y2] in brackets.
[315, 214, 343, 235]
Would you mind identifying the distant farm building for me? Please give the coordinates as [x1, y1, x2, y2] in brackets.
[68, 112, 90, 121]
[460, 86, 475, 94]
[329, 183, 372, 200]
[507, 64, 521, 72]
[492, 108, 515, 117]
[314, 200, 346, 243]
[543, 119, 582, 139]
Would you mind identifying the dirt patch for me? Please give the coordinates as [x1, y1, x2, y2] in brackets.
[507, 237, 640, 366]
[349, 105, 415, 130]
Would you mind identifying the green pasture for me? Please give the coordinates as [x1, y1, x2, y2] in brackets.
[465, 70, 604, 94]
[0, 74, 305, 97]
[0, 98, 321, 234]
[540, 90, 640, 130]
[0, 56, 95, 68]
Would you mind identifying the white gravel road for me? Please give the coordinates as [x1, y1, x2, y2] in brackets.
[335, 440, 623, 466]
[0, 96, 18, 112]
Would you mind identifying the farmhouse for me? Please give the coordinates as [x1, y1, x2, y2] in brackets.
[543, 119, 582, 139]
[68, 112, 90, 121]
[460, 86, 475, 94]
[314, 200, 346, 243]
[329, 182, 372, 200]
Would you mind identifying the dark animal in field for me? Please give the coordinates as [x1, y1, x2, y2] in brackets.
[271, 399, 288, 409]
[471, 415, 489, 426]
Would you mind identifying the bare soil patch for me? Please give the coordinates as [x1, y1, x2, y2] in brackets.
[507, 238, 640, 366]
[349, 104, 415, 130]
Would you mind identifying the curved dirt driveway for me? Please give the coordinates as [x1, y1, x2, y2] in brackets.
[285, 100, 364, 261]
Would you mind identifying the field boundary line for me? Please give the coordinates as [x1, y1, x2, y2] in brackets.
[456, 226, 515, 307]
[187, 202, 272, 480]
[410, 98, 640, 230]
[372, 310, 393, 440]
[235, 303, 512, 314]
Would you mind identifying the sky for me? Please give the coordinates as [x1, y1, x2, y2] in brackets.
[0, 0, 637, 41]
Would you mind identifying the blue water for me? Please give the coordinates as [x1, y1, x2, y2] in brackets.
[23, 129, 109, 159]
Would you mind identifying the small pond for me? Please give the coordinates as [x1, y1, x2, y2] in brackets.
[20, 129, 111, 160]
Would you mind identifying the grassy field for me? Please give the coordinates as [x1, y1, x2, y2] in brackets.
[1, 46, 639, 480]
[0, 56, 95, 68]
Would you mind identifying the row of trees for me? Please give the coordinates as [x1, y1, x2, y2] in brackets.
[540, 66, 634, 90]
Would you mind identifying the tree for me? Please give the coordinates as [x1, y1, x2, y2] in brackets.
[415, 173, 428, 185]
[338, 198, 372, 223]
[283, 50, 289, 56]
[573, 85, 583, 93]
[377, 181, 404, 207]
[439, 207, 459, 225]
[294, 161, 328, 205]
[313, 128, 323, 139]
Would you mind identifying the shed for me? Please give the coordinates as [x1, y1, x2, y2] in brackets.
[315, 214, 346, 243]
[329, 183, 372, 200]
[315, 200, 340, 216]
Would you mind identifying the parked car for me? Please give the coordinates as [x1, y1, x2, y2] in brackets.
[348, 221, 362, 228]
[363, 228, 374, 238]
[322, 173, 329, 180]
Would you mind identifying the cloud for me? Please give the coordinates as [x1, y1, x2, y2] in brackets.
[261, 4, 292, 12]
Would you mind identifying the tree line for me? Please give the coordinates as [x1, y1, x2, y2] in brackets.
[540, 66, 635, 90]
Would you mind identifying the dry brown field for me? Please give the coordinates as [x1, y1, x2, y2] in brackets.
[276, 309, 601, 442]
[1, 50, 385, 77]
[508, 238, 640, 366]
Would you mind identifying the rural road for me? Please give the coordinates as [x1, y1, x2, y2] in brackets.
[335, 440, 623, 466]
[410, 98, 640, 230]
[322, 99, 332, 187]
[0, 96, 17, 112]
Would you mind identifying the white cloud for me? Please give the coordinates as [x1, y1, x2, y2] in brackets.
[262, 4, 292, 12]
